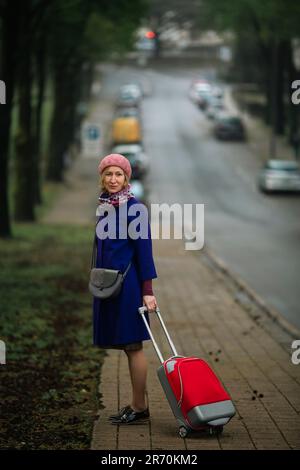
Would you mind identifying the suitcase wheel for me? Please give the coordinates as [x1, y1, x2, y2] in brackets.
[179, 426, 189, 438]
[209, 425, 223, 436]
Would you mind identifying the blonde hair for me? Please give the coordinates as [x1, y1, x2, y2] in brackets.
[99, 168, 129, 192]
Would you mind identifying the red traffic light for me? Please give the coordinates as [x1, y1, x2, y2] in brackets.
[145, 31, 156, 39]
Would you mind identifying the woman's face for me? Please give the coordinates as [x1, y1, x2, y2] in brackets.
[103, 166, 126, 193]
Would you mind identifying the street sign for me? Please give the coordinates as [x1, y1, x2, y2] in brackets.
[81, 121, 102, 158]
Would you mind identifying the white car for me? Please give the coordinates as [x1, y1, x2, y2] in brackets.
[258, 160, 300, 193]
[117, 84, 142, 108]
[120, 84, 142, 100]
[189, 80, 211, 101]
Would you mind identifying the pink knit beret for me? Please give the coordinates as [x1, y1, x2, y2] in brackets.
[98, 153, 132, 179]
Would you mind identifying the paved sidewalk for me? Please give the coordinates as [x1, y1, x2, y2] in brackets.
[91, 236, 300, 451]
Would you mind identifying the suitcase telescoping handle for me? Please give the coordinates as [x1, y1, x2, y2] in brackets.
[138, 306, 178, 364]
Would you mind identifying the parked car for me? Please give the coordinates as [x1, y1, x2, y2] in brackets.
[206, 97, 225, 120]
[196, 89, 213, 110]
[202, 85, 224, 109]
[211, 85, 224, 100]
[189, 80, 225, 112]
[112, 144, 149, 180]
[112, 117, 142, 145]
[189, 80, 212, 107]
[214, 113, 246, 140]
[258, 160, 300, 193]
[189, 79, 206, 98]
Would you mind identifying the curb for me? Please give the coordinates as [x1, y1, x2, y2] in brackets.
[202, 244, 300, 340]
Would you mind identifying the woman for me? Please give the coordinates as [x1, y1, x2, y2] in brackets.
[93, 153, 158, 425]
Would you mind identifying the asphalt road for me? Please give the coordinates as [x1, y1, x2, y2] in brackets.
[100, 63, 300, 330]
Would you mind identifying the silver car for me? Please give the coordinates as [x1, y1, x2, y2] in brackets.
[258, 160, 300, 193]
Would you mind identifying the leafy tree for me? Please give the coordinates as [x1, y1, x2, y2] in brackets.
[198, 0, 300, 139]
[0, 0, 147, 236]
[46, 0, 146, 182]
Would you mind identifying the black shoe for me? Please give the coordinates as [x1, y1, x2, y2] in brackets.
[108, 405, 131, 421]
[111, 407, 150, 425]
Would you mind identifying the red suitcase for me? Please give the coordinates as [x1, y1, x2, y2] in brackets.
[139, 306, 236, 438]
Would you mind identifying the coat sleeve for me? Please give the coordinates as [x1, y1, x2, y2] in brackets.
[128, 202, 157, 282]
[133, 221, 157, 281]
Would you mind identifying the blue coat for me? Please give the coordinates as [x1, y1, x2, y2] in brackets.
[92, 197, 157, 347]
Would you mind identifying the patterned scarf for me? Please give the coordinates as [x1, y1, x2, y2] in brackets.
[98, 184, 134, 207]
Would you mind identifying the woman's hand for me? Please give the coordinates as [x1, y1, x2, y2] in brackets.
[143, 295, 157, 312]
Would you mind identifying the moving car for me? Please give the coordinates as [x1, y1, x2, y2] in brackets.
[214, 113, 246, 140]
[112, 144, 149, 180]
[258, 160, 300, 193]
[120, 83, 142, 100]
[117, 84, 142, 107]
[112, 117, 142, 145]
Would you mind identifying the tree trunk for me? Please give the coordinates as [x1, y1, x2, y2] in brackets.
[46, 64, 69, 181]
[47, 59, 82, 181]
[70, 61, 84, 148]
[0, 2, 19, 237]
[82, 61, 93, 102]
[14, 1, 35, 221]
[33, 31, 46, 205]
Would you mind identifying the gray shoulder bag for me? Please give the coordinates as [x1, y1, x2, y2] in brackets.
[88, 235, 131, 299]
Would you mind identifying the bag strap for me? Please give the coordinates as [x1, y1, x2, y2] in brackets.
[91, 218, 101, 269]
[123, 260, 132, 277]
[90, 233, 97, 269]
[91, 232, 132, 276]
